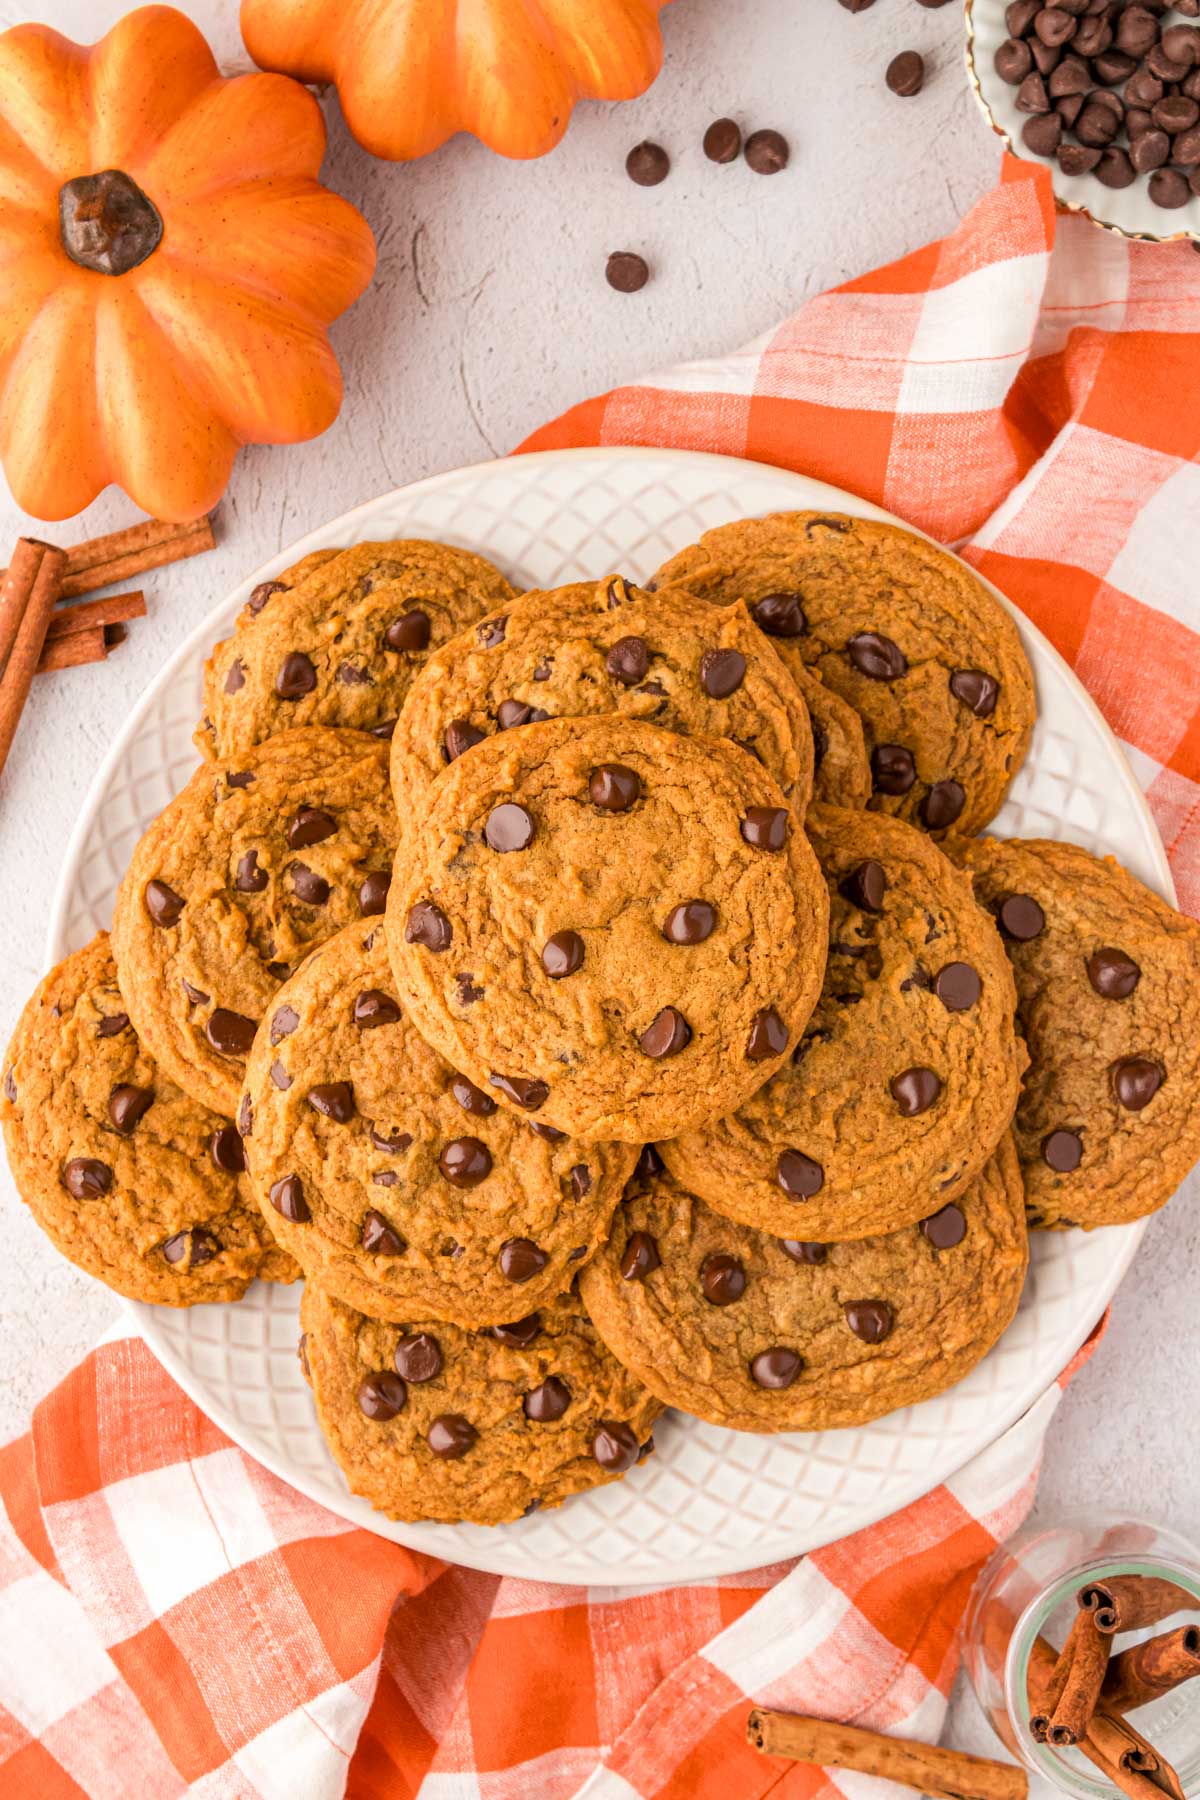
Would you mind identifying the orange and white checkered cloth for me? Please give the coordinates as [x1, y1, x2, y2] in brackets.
[2, 154, 1196, 1798]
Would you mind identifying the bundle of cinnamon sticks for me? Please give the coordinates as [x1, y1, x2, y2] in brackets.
[0, 516, 214, 780]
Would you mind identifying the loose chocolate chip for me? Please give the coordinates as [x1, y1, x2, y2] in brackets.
[570, 1164, 592, 1199]
[361, 1210, 405, 1255]
[492, 1315, 542, 1348]
[450, 1074, 497, 1117]
[108, 1084, 153, 1135]
[485, 802, 535, 853]
[606, 251, 649, 292]
[354, 989, 400, 1028]
[777, 1149, 824, 1198]
[499, 1237, 548, 1282]
[621, 1231, 661, 1281]
[406, 901, 452, 951]
[699, 647, 747, 698]
[703, 117, 742, 161]
[224, 657, 245, 695]
[234, 850, 267, 894]
[1110, 1056, 1163, 1111]
[248, 579, 284, 615]
[270, 1174, 310, 1221]
[439, 1137, 492, 1187]
[840, 859, 887, 913]
[386, 609, 431, 652]
[1036, 6, 1077, 45]
[635, 1143, 665, 1182]
[276, 652, 316, 699]
[206, 1010, 258, 1057]
[290, 863, 330, 906]
[890, 1066, 941, 1115]
[1077, 100, 1120, 147]
[606, 635, 649, 686]
[640, 1007, 692, 1058]
[1150, 167, 1191, 208]
[393, 1333, 442, 1384]
[307, 1082, 355, 1123]
[1095, 146, 1135, 188]
[844, 1299, 894, 1343]
[920, 780, 965, 831]
[444, 719, 485, 762]
[996, 37, 1034, 82]
[922, 1203, 967, 1249]
[740, 806, 789, 850]
[63, 1156, 112, 1199]
[701, 1252, 747, 1305]
[268, 1005, 298, 1046]
[428, 1414, 476, 1458]
[1023, 111, 1063, 155]
[997, 893, 1045, 941]
[1086, 947, 1141, 999]
[751, 592, 807, 639]
[950, 669, 999, 717]
[839, 0, 876, 9]
[358, 871, 391, 916]
[1007, 0, 1039, 35]
[238, 1094, 253, 1136]
[592, 1420, 640, 1470]
[490, 1073, 550, 1110]
[1127, 67, 1165, 108]
[210, 1124, 245, 1174]
[1042, 1129, 1083, 1172]
[886, 51, 925, 96]
[1163, 21, 1200, 63]
[543, 930, 585, 978]
[1048, 54, 1090, 98]
[750, 1347, 802, 1389]
[524, 1376, 571, 1422]
[871, 744, 916, 795]
[97, 1012, 130, 1037]
[744, 127, 789, 172]
[358, 1372, 407, 1421]
[780, 1239, 827, 1264]
[589, 764, 641, 811]
[270, 1060, 292, 1090]
[145, 879, 185, 927]
[934, 962, 981, 1011]
[286, 806, 336, 850]
[1017, 70, 1051, 113]
[1131, 129, 1171, 174]
[626, 140, 669, 185]
[662, 900, 717, 945]
[746, 1007, 788, 1061]
[846, 631, 908, 681]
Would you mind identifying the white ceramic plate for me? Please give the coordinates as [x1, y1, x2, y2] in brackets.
[967, 0, 1200, 243]
[48, 447, 1172, 1586]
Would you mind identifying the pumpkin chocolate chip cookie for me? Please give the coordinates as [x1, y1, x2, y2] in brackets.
[788, 662, 871, 810]
[243, 922, 637, 1324]
[578, 1146, 1028, 1432]
[662, 804, 1024, 1240]
[958, 836, 1200, 1229]
[390, 576, 815, 833]
[301, 1282, 660, 1523]
[1, 934, 296, 1305]
[386, 715, 829, 1144]
[196, 540, 517, 760]
[112, 728, 398, 1117]
[654, 511, 1036, 838]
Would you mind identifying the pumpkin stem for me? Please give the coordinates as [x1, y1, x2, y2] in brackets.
[59, 170, 163, 277]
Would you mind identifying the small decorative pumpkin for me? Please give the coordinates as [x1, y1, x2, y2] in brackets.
[0, 6, 376, 523]
[240, 0, 676, 162]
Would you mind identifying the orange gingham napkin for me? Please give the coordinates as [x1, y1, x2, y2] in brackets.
[2, 152, 1197, 1798]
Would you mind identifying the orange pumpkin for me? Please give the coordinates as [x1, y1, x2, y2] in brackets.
[0, 5, 376, 523]
[241, 0, 676, 162]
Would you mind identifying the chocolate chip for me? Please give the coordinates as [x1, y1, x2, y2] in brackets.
[846, 632, 908, 681]
[1095, 146, 1135, 187]
[1037, 6, 1077, 45]
[269, 1005, 299, 1045]
[750, 1347, 802, 1389]
[286, 806, 336, 850]
[661, 900, 718, 947]
[97, 1012, 129, 1037]
[1131, 129, 1171, 173]
[2, 1068, 13, 1103]
[354, 989, 400, 1029]
[1110, 1056, 1163, 1111]
[492, 1315, 541, 1348]
[570, 1164, 592, 1199]
[63, 1157, 112, 1199]
[444, 719, 485, 762]
[699, 647, 747, 698]
[232, 849, 267, 894]
[372, 1171, 399, 1188]
[370, 1126, 411, 1154]
[592, 1421, 640, 1470]
[1086, 947, 1140, 999]
[307, 1081, 355, 1123]
[890, 1067, 941, 1116]
[206, 1009, 258, 1057]
[478, 615, 507, 648]
[997, 893, 1045, 941]
[845, 1299, 894, 1343]
[1017, 70, 1052, 112]
[606, 636, 649, 686]
[336, 662, 372, 686]
[358, 871, 391, 916]
[701, 1252, 746, 1305]
[922, 1203, 967, 1249]
[358, 1372, 407, 1420]
[871, 744, 916, 795]
[359, 1209, 404, 1255]
[635, 1143, 664, 1181]
[208, 1125, 244, 1176]
[427, 1414, 476, 1458]
[606, 251, 649, 293]
[248, 579, 284, 615]
[934, 962, 981, 1011]
[626, 140, 669, 185]
[777, 1149, 824, 1198]
[290, 863, 330, 906]
[740, 806, 788, 850]
[270, 1174, 309, 1221]
[484, 802, 534, 853]
[919, 780, 965, 831]
[780, 1239, 827, 1264]
[949, 669, 999, 718]
[589, 764, 641, 811]
[390, 1334, 441, 1385]
[1007, 0, 1039, 35]
[996, 37, 1034, 82]
[489, 1073, 549, 1110]
[1023, 112, 1063, 155]
[620, 1231, 661, 1281]
[496, 699, 533, 730]
[744, 128, 789, 172]
[543, 930, 584, 978]
[703, 117, 742, 161]
[499, 1237, 548, 1282]
[108, 1084, 153, 1135]
[145, 879, 185, 927]
[386, 609, 431, 652]
[1150, 167, 1191, 208]
[751, 592, 807, 637]
[746, 1007, 788, 1061]
[225, 770, 254, 790]
[405, 901, 452, 952]
[639, 1007, 692, 1058]
[840, 859, 887, 913]
[450, 1074, 497, 1117]
[238, 1094, 253, 1136]
[886, 51, 925, 96]
[270, 1059, 292, 1090]
[439, 1137, 492, 1187]
[1042, 1129, 1082, 1172]
[276, 652, 316, 699]
[524, 1376, 571, 1422]
[224, 657, 245, 694]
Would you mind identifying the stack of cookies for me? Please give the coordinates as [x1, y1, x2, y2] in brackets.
[6, 515, 1200, 1527]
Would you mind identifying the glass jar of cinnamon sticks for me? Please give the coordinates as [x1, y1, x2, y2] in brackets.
[963, 1516, 1200, 1798]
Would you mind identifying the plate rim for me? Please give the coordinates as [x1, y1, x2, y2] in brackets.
[46, 444, 1170, 1583]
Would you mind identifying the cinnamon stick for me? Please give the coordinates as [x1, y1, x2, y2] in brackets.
[1102, 1626, 1200, 1715]
[1029, 1636, 1181, 1800]
[0, 541, 67, 776]
[1049, 1611, 1111, 1745]
[1031, 1613, 1081, 1740]
[37, 625, 107, 674]
[0, 537, 58, 671]
[1079, 1577, 1195, 1635]
[0, 516, 213, 601]
[42, 589, 146, 643]
[746, 1708, 1027, 1800]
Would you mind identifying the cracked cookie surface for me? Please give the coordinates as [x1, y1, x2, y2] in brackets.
[301, 1281, 660, 1523]
[1, 934, 296, 1305]
[386, 715, 829, 1144]
[578, 1149, 1027, 1432]
[654, 511, 1035, 838]
[243, 922, 637, 1324]
[113, 728, 398, 1116]
[662, 805, 1023, 1240]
